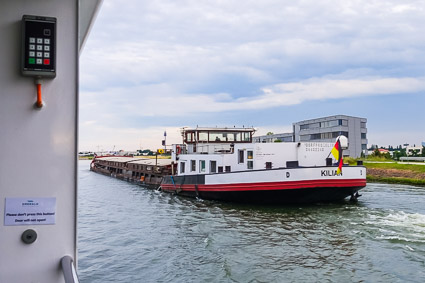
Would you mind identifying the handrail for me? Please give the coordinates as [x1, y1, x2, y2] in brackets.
[61, 255, 80, 283]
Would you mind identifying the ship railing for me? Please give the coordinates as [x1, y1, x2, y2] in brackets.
[61, 255, 79, 283]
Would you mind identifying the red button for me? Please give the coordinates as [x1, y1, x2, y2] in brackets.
[44, 59, 50, 65]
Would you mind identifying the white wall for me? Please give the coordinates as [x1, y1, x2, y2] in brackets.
[0, 2, 78, 282]
[177, 142, 334, 175]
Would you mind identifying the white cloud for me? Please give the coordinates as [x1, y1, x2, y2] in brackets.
[79, 0, 425, 149]
[80, 75, 425, 118]
[79, 124, 183, 151]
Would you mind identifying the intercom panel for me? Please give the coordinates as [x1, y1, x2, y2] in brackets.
[21, 15, 56, 78]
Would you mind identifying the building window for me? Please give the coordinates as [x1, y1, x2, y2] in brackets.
[300, 131, 349, 141]
[199, 160, 205, 173]
[247, 161, 253, 169]
[238, 150, 244, 163]
[180, 162, 185, 174]
[361, 122, 366, 128]
[225, 166, 231, 172]
[362, 144, 367, 150]
[361, 133, 367, 139]
[191, 160, 196, 172]
[266, 162, 272, 169]
[218, 166, 223, 173]
[300, 122, 320, 130]
[210, 161, 217, 173]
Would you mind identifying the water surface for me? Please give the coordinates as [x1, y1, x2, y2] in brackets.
[78, 160, 425, 282]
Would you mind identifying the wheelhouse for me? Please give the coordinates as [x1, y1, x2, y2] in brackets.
[182, 127, 255, 144]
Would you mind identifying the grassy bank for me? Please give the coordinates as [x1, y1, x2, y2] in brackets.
[362, 161, 425, 186]
[366, 175, 425, 186]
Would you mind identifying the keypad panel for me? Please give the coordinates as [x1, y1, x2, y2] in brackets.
[22, 15, 56, 77]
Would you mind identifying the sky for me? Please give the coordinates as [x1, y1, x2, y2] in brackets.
[79, 0, 425, 152]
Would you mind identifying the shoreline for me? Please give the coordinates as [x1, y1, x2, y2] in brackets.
[365, 163, 425, 186]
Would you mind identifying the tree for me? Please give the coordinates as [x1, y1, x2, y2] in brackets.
[266, 132, 274, 135]
[373, 149, 381, 157]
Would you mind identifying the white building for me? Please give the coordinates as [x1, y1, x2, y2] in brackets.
[254, 115, 368, 158]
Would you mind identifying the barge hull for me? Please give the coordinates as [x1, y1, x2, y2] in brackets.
[161, 166, 366, 204]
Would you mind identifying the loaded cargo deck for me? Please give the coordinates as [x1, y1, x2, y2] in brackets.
[91, 156, 174, 188]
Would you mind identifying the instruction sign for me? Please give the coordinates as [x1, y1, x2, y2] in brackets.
[4, 197, 56, 226]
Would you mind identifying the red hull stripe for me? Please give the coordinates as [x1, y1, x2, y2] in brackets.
[162, 179, 366, 192]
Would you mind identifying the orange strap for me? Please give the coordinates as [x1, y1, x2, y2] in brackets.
[36, 83, 43, 108]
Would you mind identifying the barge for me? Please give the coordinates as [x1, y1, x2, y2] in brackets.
[90, 156, 174, 188]
[91, 127, 366, 204]
[161, 127, 366, 204]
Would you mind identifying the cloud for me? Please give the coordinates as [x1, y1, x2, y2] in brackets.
[81, 0, 425, 92]
[80, 75, 425, 119]
[79, 124, 183, 151]
[79, 0, 425, 149]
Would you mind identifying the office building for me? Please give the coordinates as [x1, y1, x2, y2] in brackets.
[254, 115, 368, 157]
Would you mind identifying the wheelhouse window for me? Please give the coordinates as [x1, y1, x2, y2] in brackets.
[183, 129, 254, 144]
[191, 160, 196, 172]
[210, 161, 217, 173]
[186, 132, 194, 142]
[243, 132, 251, 142]
[209, 132, 226, 142]
[180, 162, 185, 174]
[266, 162, 272, 169]
[238, 150, 244, 163]
[198, 132, 208, 142]
[199, 160, 206, 173]
[218, 166, 223, 173]
[225, 166, 231, 172]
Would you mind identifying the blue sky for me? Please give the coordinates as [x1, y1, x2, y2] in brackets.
[79, 0, 425, 151]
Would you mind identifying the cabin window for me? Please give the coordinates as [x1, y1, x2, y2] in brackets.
[198, 132, 208, 142]
[266, 162, 272, 169]
[209, 132, 226, 142]
[225, 166, 231, 172]
[247, 150, 253, 159]
[186, 131, 194, 142]
[199, 160, 206, 173]
[218, 166, 223, 173]
[191, 160, 196, 172]
[180, 162, 185, 174]
[210, 161, 217, 173]
[247, 161, 253, 169]
[243, 132, 251, 142]
[238, 150, 244, 163]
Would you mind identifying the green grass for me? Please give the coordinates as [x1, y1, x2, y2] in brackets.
[363, 162, 425, 173]
[367, 175, 425, 186]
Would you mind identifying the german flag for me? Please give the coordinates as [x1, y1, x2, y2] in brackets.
[331, 139, 343, 175]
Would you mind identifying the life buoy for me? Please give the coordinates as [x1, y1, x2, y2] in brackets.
[140, 176, 145, 181]
[176, 145, 181, 155]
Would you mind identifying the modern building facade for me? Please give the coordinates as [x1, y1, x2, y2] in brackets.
[254, 115, 368, 158]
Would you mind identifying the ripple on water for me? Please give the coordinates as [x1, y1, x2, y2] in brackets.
[77, 161, 425, 282]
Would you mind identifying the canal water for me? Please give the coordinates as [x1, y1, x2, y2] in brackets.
[77, 160, 425, 282]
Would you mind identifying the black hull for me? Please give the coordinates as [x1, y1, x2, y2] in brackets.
[163, 186, 363, 204]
